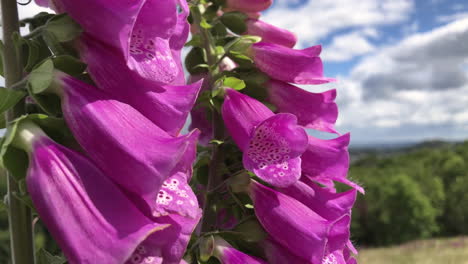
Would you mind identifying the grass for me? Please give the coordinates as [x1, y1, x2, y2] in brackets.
[357, 237, 468, 264]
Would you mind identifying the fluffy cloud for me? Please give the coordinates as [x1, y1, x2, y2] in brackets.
[322, 31, 376, 62]
[331, 18, 468, 142]
[352, 18, 468, 99]
[263, 0, 413, 47]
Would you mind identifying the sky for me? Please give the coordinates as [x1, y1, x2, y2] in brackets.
[262, 0, 468, 144]
[2, 0, 468, 145]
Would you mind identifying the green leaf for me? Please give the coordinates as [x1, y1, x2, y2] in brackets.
[0, 87, 26, 114]
[223, 77, 246, 90]
[209, 139, 224, 145]
[52, 55, 86, 76]
[45, 14, 82, 42]
[0, 114, 75, 181]
[200, 18, 213, 29]
[185, 35, 203, 47]
[229, 50, 253, 62]
[185, 47, 208, 75]
[0, 115, 30, 181]
[220, 12, 248, 34]
[27, 59, 54, 94]
[36, 248, 67, 264]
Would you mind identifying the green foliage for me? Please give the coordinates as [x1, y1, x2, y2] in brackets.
[350, 141, 468, 246]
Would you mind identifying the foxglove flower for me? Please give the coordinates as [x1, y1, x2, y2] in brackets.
[222, 89, 308, 187]
[248, 180, 351, 263]
[246, 19, 297, 48]
[212, 237, 267, 264]
[80, 35, 202, 135]
[13, 121, 168, 264]
[224, 0, 272, 13]
[48, 0, 188, 84]
[250, 43, 334, 84]
[302, 134, 364, 193]
[55, 74, 200, 216]
[126, 214, 200, 264]
[266, 80, 338, 133]
[265, 236, 357, 264]
[279, 178, 357, 221]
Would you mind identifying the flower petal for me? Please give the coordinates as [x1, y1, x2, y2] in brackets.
[81, 35, 201, 135]
[59, 74, 200, 216]
[251, 43, 335, 84]
[126, 214, 201, 264]
[246, 19, 297, 48]
[225, 0, 272, 12]
[214, 237, 268, 264]
[279, 179, 357, 221]
[264, 238, 311, 264]
[266, 80, 338, 133]
[222, 89, 274, 150]
[301, 134, 364, 193]
[243, 114, 308, 187]
[153, 172, 201, 219]
[249, 181, 330, 263]
[127, 0, 181, 84]
[28, 137, 168, 264]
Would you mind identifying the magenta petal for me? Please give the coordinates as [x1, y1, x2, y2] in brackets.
[264, 239, 311, 264]
[222, 89, 274, 150]
[243, 114, 308, 187]
[266, 80, 339, 133]
[215, 238, 268, 264]
[225, 0, 272, 12]
[81, 36, 201, 135]
[59, 75, 200, 216]
[126, 214, 201, 264]
[280, 179, 357, 221]
[322, 250, 347, 264]
[153, 172, 201, 219]
[28, 137, 168, 264]
[246, 19, 297, 48]
[34, 0, 49, 7]
[301, 134, 364, 193]
[249, 181, 330, 263]
[54, 0, 185, 84]
[251, 43, 335, 84]
[127, 0, 181, 84]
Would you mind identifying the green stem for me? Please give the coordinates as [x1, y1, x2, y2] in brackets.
[1, 0, 36, 263]
[192, 5, 226, 233]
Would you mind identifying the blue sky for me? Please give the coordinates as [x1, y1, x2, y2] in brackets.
[3, 0, 468, 145]
[263, 0, 468, 144]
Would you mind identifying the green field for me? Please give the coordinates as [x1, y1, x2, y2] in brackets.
[357, 237, 468, 264]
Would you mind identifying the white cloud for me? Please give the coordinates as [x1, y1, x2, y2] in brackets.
[322, 31, 376, 62]
[333, 18, 468, 141]
[436, 12, 468, 23]
[263, 0, 413, 47]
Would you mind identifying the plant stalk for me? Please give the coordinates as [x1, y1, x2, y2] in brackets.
[1, 0, 36, 263]
[192, 6, 226, 233]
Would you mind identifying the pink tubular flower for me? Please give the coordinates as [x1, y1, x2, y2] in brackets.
[250, 42, 335, 84]
[224, 0, 272, 13]
[213, 237, 268, 264]
[246, 19, 297, 48]
[13, 121, 169, 264]
[55, 74, 200, 217]
[301, 134, 364, 193]
[266, 79, 339, 133]
[248, 180, 351, 263]
[47, 0, 189, 84]
[80, 35, 202, 135]
[222, 89, 308, 187]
